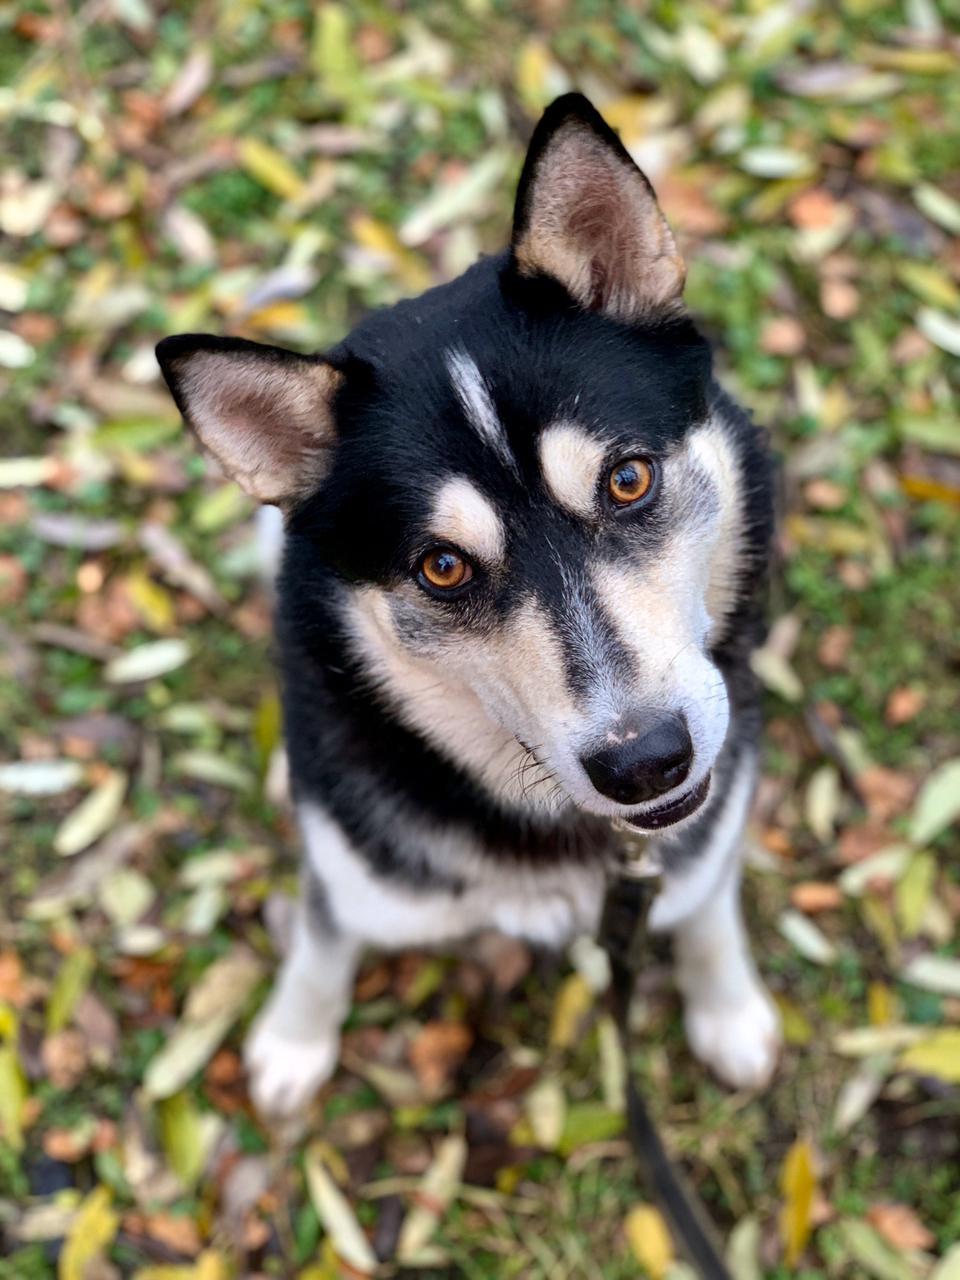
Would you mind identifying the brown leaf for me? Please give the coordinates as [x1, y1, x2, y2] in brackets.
[789, 187, 841, 230]
[143, 1212, 203, 1257]
[43, 1124, 96, 1162]
[837, 823, 895, 865]
[821, 278, 860, 319]
[885, 687, 926, 726]
[761, 316, 806, 356]
[791, 882, 843, 914]
[0, 554, 27, 605]
[866, 1202, 935, 1251]
[804, 479, 848, 511]
[818, 624, 854, 670]
[408, 1021, 473, 1097]
[41, 1029, 89, 1089]
[858, 767, 915, 822]
[0, 951, 28, 1006]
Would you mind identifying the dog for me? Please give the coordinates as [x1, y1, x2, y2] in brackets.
[157, 94, 782, 1118]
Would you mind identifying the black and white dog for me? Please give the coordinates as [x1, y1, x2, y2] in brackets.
[157, 94, 781, 1117]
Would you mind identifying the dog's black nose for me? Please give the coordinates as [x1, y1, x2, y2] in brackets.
[581, 717, 693, 806]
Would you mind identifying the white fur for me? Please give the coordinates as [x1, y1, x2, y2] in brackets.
[299, 802, 606, 949]
[445, 348, 517, 475]
[672, 858, 781, 1089]
[256, 504, 285, 582]
[430, 477, 506, 563]
[652, 754, 782, 1089]
[539, 423, 607, 518]
[244, 900, 359, 1115]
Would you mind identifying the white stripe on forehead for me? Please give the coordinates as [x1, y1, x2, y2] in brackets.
[539, 423, 607, 518]
[445, 348, 517, 475]
[430, 476, 506, 562]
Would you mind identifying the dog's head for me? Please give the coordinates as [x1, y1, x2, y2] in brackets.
[158, 95, 761, 833]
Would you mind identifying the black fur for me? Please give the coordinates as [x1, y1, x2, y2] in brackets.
[158, 93, 775, 892]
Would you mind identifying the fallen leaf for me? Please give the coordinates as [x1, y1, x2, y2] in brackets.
[549, 973, 594, 1049]
[901, 955, 960, 998]
[525, 1077, 566, 1150]
[396, 1133, 467, 1262]
[867, 1203, 935, 1252]
[885, 687, 926, 726]
[143, 947, 262, 1100]
[909, 758, 960, 845]
[105, 639, 192, 684]
[834, 1054, 893, 1134]
[836, 1218, 915, 1280]
[0, 760, 83, 796]
[408, 1021, 472, 1097]
[779, 1137, 816, 1266]
[54, 769, 127, 857]
[791, 881, 843, 914]
[59, 1185, 119, 1280]
[305, 1143, 378, 1273]
[625, 1204, 674, 1279]
[778, 910, 837, 965]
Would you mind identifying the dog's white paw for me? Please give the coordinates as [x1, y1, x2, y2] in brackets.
[244, 1017, 339, 1117]
[684, 984, 782, 1091]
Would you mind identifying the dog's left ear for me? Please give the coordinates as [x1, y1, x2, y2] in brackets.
[156, 334, 342, 508]
[511, 94, 685, 323]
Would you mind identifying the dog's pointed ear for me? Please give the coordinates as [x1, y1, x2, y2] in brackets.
[156, 335, 342, 507]
[511, 94, 685, 323]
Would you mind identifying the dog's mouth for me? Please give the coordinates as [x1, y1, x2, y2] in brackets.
[624, 773, 712, 831]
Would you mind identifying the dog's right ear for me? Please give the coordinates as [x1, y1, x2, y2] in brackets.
[155, 334, 342, 508]
[511, 94, 685, 323]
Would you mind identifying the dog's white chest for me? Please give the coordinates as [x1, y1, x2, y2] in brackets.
[299, 802, 605, 949]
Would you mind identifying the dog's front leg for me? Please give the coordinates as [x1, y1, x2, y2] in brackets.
[670, 857, 780, 1089]
[650, 755, 781, 1090]
[244, 894, 359, 1117]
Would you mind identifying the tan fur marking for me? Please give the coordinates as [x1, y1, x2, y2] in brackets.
[515, 121, 685, 322]
[539, 423, 607, 518]
[688, 421, 744, 635]
[430, 478, 506, 563]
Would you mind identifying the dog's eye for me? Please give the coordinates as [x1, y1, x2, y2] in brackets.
[608, 458, 655, 507]
[419, 548, 473, 592]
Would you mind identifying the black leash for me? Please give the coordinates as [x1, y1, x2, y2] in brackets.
[599, 850, 733, 1279]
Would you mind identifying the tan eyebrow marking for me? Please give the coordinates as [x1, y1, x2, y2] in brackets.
[429, 476, 506, 562]
[539, 422, 608, 517]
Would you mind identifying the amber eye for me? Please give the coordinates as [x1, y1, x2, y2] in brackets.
[419, 547, 473, 592]
[608, 458, 655, 507]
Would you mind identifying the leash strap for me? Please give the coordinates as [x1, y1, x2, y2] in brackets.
[599, 866, 733, 1279]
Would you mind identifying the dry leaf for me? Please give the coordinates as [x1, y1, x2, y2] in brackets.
[625, 1204, 674, 1279]
[867, 1203, 935, 1252]
[779, 1137, 816, 1266]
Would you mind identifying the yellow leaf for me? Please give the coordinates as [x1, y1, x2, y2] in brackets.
[59, 1185, 119, 1280]
[516, 39, 567, 114]
[351, 215, 431, 293]
[0, 1044, 27, 1151]
[895, 852, 936, 939]
[126, 570, 175, 632]
[867, 981, 897, 1027]
[899, 1030, 960, 1083]
[779, 1137, 816, 1267]
[245, 301, 311, 336]
[237, 138, 306, 201]
[549, 973, 593, 1049]
[133, 1251, 228, 1280]
[625, 1204, 674, 1279]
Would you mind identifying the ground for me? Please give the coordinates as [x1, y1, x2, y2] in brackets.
[1, 3, 959, 1278]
